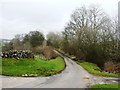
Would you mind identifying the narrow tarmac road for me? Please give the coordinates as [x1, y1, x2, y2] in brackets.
[1, 56, 94, 88]
[1, 53, 119, 88]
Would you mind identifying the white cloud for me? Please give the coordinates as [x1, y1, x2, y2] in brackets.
[0, 0, 119, 39]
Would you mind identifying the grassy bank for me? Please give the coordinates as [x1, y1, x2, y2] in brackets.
[77, 61, 120, 77]
[57, 49, 120, 77]
[0, 57, 65, 76]
[91, 84, 120, 89]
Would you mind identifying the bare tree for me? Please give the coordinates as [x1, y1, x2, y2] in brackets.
[61, 5, 118, 66]
[47, 32, 62, 48]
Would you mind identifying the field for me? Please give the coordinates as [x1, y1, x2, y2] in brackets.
[77, 61, 120, 77]
[0, 56, 65, 76]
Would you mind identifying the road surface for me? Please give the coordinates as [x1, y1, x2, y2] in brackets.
[1, 54, 119, 88]
[1, 56, 94, 88]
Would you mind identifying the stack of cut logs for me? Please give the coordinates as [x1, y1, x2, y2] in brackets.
[1, 50, 34, 59]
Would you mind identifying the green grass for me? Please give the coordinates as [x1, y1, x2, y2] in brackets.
[0, 57, 65, 76]
[0, 58, 1, 75]
[91, 84, 120, 89]
[69, 55, 76, 59]
[77, 61, 120, 77]
[57, 49, 76, 60]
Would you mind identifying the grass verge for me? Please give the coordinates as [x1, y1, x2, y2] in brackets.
[0, 57, 65, 76]
[77, 61, 120, 77]
[91, 84, 120, 89]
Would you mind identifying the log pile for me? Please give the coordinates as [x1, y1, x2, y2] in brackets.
[1, 50, 34, 59]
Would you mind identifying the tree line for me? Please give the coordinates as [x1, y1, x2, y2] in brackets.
[2, 5, 120, 68]
[2, 31, 45, 52]
[2, 31, 57, 59]
[47, 5, 120, 67]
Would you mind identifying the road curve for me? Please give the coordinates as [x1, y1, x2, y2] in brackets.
[1, 52, 119, 88]
[1, 56, 94, 88]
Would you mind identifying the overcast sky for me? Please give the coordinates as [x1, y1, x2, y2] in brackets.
[0, 0, 119, 39]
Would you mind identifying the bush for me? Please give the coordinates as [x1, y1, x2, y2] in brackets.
[104, 61, 119, 74]
[43, 46, 57, 59]
[32, 46, 43, 54]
